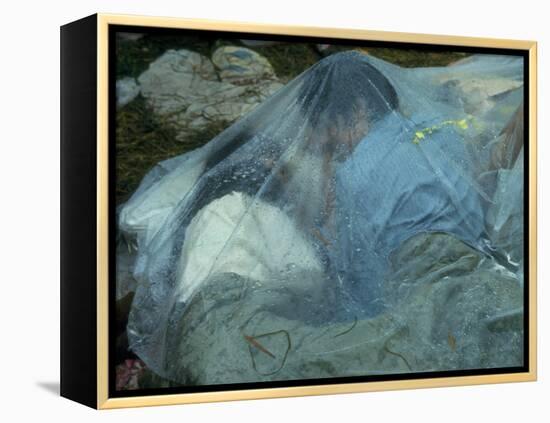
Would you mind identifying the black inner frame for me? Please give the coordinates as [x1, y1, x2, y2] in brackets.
[107, 23, 530, 399]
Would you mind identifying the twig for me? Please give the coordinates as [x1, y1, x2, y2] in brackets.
[333, 316, 358, 338]
[384, 345, 412, 371]
[244, 330, 292, 376]
[243, 334, 275, 359]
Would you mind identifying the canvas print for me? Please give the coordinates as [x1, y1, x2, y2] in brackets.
[113, 29, 525, 392]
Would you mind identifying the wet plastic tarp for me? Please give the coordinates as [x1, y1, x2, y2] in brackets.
[119, 51, 524, 384]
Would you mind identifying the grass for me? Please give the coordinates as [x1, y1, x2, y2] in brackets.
[366, 47, 469, 68]
[115, 94, 229, 203]
[253, 43, 322, 82]
[116, 34, 213, 79]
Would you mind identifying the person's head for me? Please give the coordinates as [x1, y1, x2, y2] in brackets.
[296, 50, 399, 160]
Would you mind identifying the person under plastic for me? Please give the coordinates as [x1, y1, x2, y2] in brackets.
[119, 50, 524, 384]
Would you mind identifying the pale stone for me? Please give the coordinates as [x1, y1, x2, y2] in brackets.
[116, 77, 140, 108]
[439, 76, 523, 114]
[136, 48, 283, 141]
[212, 46, 277, 84]
[118, 32, 145, 42]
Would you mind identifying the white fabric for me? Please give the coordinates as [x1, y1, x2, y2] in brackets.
[175, 191, 323, 304]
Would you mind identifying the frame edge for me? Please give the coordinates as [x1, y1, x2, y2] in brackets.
[95, 13, 538, 409]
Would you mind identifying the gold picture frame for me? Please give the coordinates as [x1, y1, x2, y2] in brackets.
[60, 13, 537, 409]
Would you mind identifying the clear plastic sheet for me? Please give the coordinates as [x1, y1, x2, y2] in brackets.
[119, 51, 524, 384]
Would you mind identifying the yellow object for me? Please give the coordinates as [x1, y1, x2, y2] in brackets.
[412, 116, 472, 144]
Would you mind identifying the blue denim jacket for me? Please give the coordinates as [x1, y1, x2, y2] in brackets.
[332, 112, 487, 317]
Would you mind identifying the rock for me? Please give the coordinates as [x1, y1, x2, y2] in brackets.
[438, 77, 522, 115]
[315, 44, 333, 57]
[116, 77, 140, 108]
[211, 46, 277, 84]
[137, 48, 283, 141]
[428, 55, 524, 117]
[137, 50, 218, 115]
[117, 32, 145, 42]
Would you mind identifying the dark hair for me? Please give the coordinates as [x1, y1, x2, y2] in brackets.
[295, 50, 399, 131]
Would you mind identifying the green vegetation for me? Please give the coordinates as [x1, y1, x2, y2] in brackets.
[253, 43, 322, 81]
[115, 95, 228, 203]
[116, 34, 213, 79]
[366, 47, 469, 68]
